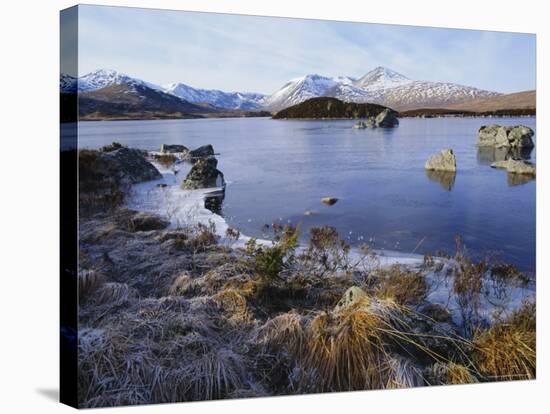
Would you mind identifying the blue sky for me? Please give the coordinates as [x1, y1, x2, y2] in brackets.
[75, 5, 536, 94]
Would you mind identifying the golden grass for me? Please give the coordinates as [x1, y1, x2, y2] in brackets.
[212, 289, 251, 322]
[473, 302, 536, 381]
[294, 296, 440, 392]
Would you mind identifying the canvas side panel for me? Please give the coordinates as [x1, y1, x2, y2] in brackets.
[60, 5, 78, 408]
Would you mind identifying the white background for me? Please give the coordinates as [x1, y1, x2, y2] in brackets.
[0, 0, 547, 412]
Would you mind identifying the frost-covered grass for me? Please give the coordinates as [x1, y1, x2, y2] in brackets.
[77, 211, 535, 407]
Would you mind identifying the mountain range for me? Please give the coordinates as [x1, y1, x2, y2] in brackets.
[61, 67, 521, 115]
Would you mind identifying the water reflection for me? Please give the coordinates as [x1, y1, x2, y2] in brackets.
[425, 170, 456, 191]
[507, 173, 535, 187]
[477, 146, 533, 165]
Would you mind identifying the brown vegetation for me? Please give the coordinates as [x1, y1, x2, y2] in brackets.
[77, 208, 536, 407]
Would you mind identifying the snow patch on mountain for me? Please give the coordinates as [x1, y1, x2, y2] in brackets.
[77, 69, 161, 92]
[163, 82, 265, 110]
[265, 67, 500, 111]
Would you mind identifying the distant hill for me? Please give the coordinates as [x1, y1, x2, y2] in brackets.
[446, 90, 535, 112]
[399, 90, 536, 117]
[272, 97, 391, 119]
[78, 83, 214, 120]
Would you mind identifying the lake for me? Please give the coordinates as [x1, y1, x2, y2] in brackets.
[69, 116, 536, 272]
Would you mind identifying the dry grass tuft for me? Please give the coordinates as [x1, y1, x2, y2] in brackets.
[473, 302, 535, 381]
[295, 296, 431, 392]
[169, 273, 201, 297]
[94, 282, 137, 307]
[212, 289, 251, 322]
[428, 362, 478, 385]
[79, 269, 105, 298]
[256, 311, 307, 356]
[385, 355, 425, 388]
[375, 265, 427, 305]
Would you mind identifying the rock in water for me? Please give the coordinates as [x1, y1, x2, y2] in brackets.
[478, 125, 534, 148]
[321, 197, 338, 206]
[160, 144, 189, 154]
[425, 149, 457, 172]
[491, 159, 536, 176]
[189, 144, 215, 159]
[375, 108, 399, 128]
[182, 157, 225, 189]
[508, 126, 535, 147]
[334, 286, 368, 312]
[365, 118, 377, 128]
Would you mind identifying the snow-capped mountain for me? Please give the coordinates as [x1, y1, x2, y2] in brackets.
[60, 73, 77, 93]
[163, 82, 265, 111]
[353, 66, 412, 90]
[371, 81, 501, 110]
[61, 67, 502, 112]
[77, 69, 160, 92]
[262, 74, 356, 110]
[63, 69, 265, 110]
[265, 67, 500, 111]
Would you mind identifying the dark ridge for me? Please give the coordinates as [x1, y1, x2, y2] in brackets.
[272, 97, 392, 119]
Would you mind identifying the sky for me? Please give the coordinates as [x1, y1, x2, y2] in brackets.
[72, 5, 536, 94]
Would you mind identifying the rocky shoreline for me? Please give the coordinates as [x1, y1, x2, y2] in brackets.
[75, 143, 535, 407]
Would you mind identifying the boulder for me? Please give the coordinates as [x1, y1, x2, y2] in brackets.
[78, 148, 162, 212]
[375, 109, 399, 128]
[425, 149, 457, 172]
[491, 159, 536, 176]
[160, 144, 188, 154]
[189, 144, 215, 159]
[182, 157, 225, 189]
[478, 125, 534, 148]
[365, 118, 377, 128]
[334, 286, 368, 312]
[321, 197, 338, 206]
[100, 147, 162, 184]
[508, 125, 535, 147]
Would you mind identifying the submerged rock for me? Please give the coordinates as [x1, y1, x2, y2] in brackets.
[189, 144, 215, 160]
[425, 149, 457, 172]
[321, 197, 339, 206]
[375, 109, 399, 128]
[160, 144, 189, 154]
[182, 157, 225, 189]
[491, 159, 536, 176]
[478, 125, 534, 148]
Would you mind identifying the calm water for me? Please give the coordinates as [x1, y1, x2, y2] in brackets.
[70, 117, 536, 272]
